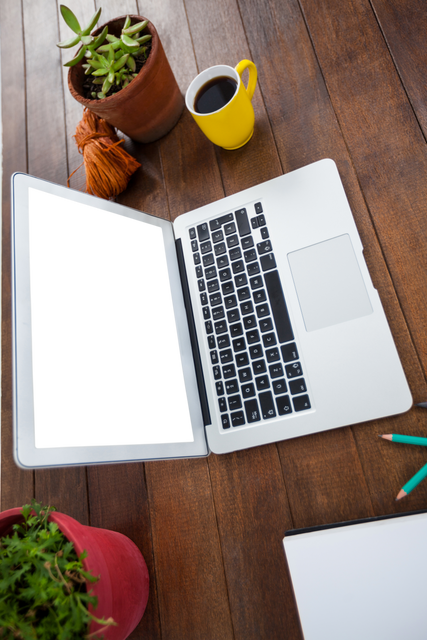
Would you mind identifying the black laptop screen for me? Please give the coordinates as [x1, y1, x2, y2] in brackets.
[27, 187, 194, 449]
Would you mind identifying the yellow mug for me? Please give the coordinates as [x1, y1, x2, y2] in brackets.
[185, 60, 257, 150]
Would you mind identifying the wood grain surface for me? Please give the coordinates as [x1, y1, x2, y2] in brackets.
[1, 1, 427, 638]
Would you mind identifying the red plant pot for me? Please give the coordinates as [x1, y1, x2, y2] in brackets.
[0, 508, 149, 639]
[68, 15, 184, 143]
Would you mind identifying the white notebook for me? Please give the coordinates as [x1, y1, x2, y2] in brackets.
[283, 511, 427, 640]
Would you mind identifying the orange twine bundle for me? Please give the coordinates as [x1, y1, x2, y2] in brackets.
[68, 108, 141, 199]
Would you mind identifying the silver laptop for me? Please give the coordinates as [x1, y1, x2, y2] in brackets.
[11, 159, 412, 468]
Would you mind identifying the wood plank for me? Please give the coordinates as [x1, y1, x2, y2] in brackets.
[145, 459, 234, 640]
[0, 0, 34, 510]
[87, 463, 161, 639]
[370, 0, 427, 137]
[23, 0, 69, 185]
[208, 448, 302, 639]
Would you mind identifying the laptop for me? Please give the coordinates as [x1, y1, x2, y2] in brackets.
[11, 159, 412, 468]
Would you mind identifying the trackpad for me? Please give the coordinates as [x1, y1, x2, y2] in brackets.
[288, 234, 373, 332]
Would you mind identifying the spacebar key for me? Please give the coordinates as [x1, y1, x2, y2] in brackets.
[264, 270, 294, 343]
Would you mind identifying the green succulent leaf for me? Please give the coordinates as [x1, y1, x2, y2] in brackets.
[56, 34, 80, 49]
[80, 35, 94, 46]
[97, 92, 106, 99]
[92, 68, 109, 76]
[121, 33, 140, 49]
[113, 54, 129, 71]
[63, 45, 87, 67]
[102, 78, 112, 94]
[81, 7, 102, 36]
[88, 58, 103, 70]
[108, 70, 115, 84]
[123, 16, 132, 31]
[126, 55, 136, 72]
[92, 26, 108, 49]
[136, 34, 152, 45]
[106, 34, 120, 43]
[60, 5, 81, 34]
[123, 20, 148, 36]
[92, 78, 104, 85]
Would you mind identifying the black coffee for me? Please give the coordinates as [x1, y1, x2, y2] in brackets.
[194, 76, 237, 114]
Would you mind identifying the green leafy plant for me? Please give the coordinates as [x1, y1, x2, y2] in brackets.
[57, 6, 152, 99]
[0, 500, 116, 639]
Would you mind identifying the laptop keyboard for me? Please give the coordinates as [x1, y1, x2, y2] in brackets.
[188, 202, 311, 430]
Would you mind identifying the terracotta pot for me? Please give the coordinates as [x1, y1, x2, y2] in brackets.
[0, 508, 149, 639]
[68, 15, 184, 143]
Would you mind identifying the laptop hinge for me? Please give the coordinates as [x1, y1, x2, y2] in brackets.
[175, 239, 211, 426]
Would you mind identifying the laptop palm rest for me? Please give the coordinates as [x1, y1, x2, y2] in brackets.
[288, 234, 373, 332]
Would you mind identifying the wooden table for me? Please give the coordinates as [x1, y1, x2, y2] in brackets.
[2, 0, 427, 637]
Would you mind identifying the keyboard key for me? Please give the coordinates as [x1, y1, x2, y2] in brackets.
[241, 236, 254, 249]
[212, 307, 225, 321]
[201, 241, 212, 254]
[255, 202, 263, 214]
[203, 307, 211, 320]
[255, 375, 270, 391]
[245, 399, 261, 423]
[259, 391, 276, 419]
[224, 222, 236, 235]
[205, 266, 217, 280]
[236, 352, 249, 367]
[235, 274, 248, 287]
[194, 252, 201, 265]
[219, 213, 234, 225]
[264, 270, 294, 344]
[251, 217, 260, 229]
[189, 227, 196, 239]
[221, 414, 230, 429]
[218, 397, 227, 412]
[246, 329, 260, 344]
[191, 239, 198, 251]
[253, 289, 267, 304]
[238, 367, 252, 382]
[196, 266, 203, 279]
[217, 255, 229, 268]
[261, 227, 269, 240]
[293, 395, 311, 412]
[281, 342, 299, 362]
[207, 279, 220, 293]
[269, 363, 284, 378]
[266, 347, 280, 363]
[208, 335, 215, 349]
[203, 253, 214, 267]
[244, 249, 257, 263]
[235, 208, 251, 236]
[273, 379, 287, 395]
[212, 230, 224, 243]
[210, 292, 222, 306]
[225, 379, 239, 395]
[219, 268, 232, 282]
[216, 381, 224, 396]
[210, 219, 221, 231]
[200, 292, 208, 305]
[241, 302, 254, 316]
[205, 320, 213, 334]
[220, 349, 233, 364]
[231, 411, 245, 427]
[289, 378, 307, 395]
[212, 365, 221, 380]
[257, 214, 266, 226]
[242, 383, 256, 398]
[227, 309, 240, 323]
[198, 279, 206, 292]
[285, 362, 303, 378]
[262, 332, 277, 347]
[217, 335, 230, 349]
[214, 320, 227, 334]
[230, 323, 243, 337]
[222, 364, 236, 379]
[256, 303, 270, 318]
[228, 395, 242, 411]
[250, 275, 263, 290]
[232, 337, 246, 352]
[249, 344, 263, 359]
[210, 350, 219, 364]
[260, 253, 276, 271]
[260, 318, 274, 333]
[222, 281, 234, 295]
[227, 234, 239, 248]
[215, 242, 227, 256]
[252, 359, 267, 374]
[224, 295, 237, 309]
[197, 223, 210, 241]
[243, 315, 257, 330]
[232, 260, 245, 274]
[229, 247, 242, 261]
[237, 287, 251, 301]
[247, 262, 260, 276]
[257, 240, 272, 254]
[276, 394, 293, 415]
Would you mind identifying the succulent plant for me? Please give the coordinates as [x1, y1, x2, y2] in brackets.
[57, 6, 152, 100]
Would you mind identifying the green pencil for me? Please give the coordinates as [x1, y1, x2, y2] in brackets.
[379, 434, 427, 446]
[396, 461, 427, 500]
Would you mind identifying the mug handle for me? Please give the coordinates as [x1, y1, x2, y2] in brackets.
[235, 60, 257, 101]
